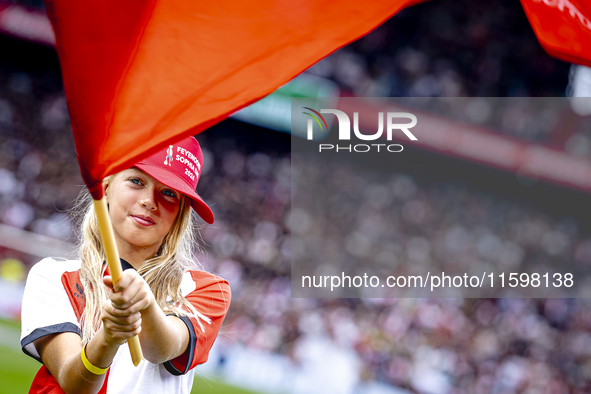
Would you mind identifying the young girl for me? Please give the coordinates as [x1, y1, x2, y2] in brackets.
[20, 136, 231, 394]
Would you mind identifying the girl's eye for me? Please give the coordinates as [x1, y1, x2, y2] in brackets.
[130, 178, 143, 186]
[162, 189, 177, 198]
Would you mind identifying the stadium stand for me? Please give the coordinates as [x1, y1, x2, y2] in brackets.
[2, 0, 591, 393]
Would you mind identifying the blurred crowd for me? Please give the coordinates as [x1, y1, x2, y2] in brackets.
[304, 0, 591, 155]
[2, 0, 591, 392]
[197, 140, 591, 393]
[280, 155, 591, 393]
[290, 151, 590, 296]
[0, 71, 80, 247]
[306, 0, 569, 98]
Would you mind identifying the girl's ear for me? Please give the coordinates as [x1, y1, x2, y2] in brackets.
[103, 179, 110, 205]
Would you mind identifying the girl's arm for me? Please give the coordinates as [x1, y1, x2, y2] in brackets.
[34, 300, 141, 394]
[104, 270, 190, 364]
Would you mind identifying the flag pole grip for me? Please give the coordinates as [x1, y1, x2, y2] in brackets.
[93, 197, 143, 367]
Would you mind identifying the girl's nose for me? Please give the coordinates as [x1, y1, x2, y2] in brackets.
[139, 187, 157, 210]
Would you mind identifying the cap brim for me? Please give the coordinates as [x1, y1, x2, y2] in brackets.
[135, 163, 215, 224]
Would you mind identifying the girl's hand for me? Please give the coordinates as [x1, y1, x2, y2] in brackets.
[101, 271, 154, 346]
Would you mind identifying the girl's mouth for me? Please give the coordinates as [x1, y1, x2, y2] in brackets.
[131, 215, 156, 226]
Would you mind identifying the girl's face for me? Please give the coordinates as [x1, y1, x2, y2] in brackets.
[105, 168, 181, 259]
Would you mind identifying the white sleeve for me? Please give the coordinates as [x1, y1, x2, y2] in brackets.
[20, 258, 82, 362]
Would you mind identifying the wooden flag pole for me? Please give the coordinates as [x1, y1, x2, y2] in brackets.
[93, 197, 143, 366]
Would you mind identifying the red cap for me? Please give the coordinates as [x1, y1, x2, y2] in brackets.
[135, 137, 214, 224]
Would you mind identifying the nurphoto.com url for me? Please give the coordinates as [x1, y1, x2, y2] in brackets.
[301, 272, 574, 292]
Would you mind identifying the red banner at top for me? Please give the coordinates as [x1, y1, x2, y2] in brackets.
[521, 0, 591, 67]
[38, 0, 591, 200]
[45, 0, 417, 199]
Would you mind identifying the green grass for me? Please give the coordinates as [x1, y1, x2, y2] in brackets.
[0, 341, 40, 394]
[0, 318, 257, 394]
[191, 377, 259, 394]
[0, 318, 19, 330]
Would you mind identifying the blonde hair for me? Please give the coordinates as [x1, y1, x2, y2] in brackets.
[75, 173, 211, 345]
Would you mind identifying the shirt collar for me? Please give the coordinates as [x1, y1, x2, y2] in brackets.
[103, 258, 137, 276]
[120, 258, 136, 271]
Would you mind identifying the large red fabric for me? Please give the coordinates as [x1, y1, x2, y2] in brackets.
[44, 0, 417, 198]
[520, 0, 591, 67]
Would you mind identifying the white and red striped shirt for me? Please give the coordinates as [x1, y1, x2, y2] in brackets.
[21, 258, 231, 394]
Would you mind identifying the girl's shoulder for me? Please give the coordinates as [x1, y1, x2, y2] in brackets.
[27, 258, 81, 283]
[180, 269, 230, 296]
[183, 269, 227, 283]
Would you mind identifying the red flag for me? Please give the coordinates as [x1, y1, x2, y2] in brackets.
[521, 0, 591, 67]
[45, 0, 417, 198]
